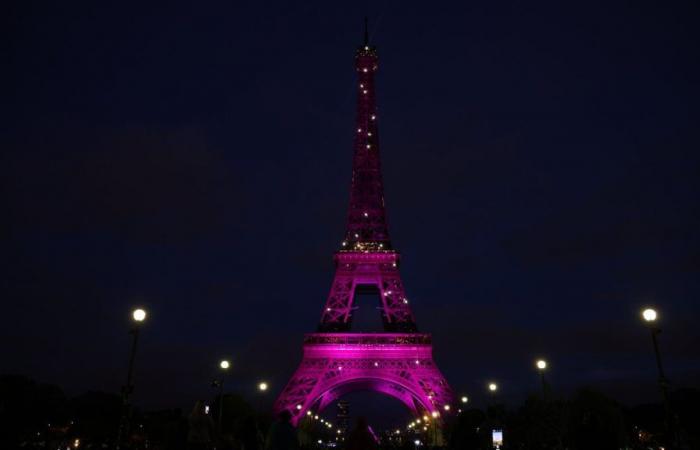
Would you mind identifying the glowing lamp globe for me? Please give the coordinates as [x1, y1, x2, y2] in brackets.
[488, 382, 498, 392]
[258, 382, 268, 392]
[219, 360, 230, 370]
[536, 359, 547, 370]
[132, 308, 147, 322]
[642, 308, 657, 322]
[461, 396, 468, 403]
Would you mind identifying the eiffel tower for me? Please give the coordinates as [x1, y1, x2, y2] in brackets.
[273, 24, 455, 424]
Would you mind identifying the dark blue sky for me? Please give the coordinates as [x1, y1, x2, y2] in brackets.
[3, 0, 699, 424]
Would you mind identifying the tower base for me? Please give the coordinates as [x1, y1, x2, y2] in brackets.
[273, 333, 454, 424]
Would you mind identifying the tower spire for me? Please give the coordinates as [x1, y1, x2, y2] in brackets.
[342, 23, 389, 252]
[364, 16, 369, 46]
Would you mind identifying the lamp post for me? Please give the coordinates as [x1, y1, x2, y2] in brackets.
[117, 308, 147, 448]
[488, 382, 498, 398]
[215, 359, 230, 434]
[641, 308, 675, 447]
[458, 395, 468, 414]
[485, 381, 500, 446]
[487, 382, 498, 409]
[536, 359, 548, 399]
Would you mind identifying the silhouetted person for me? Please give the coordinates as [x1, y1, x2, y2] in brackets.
[265, 410, 299, 450]
[239, 415, 260, 450]
[187, 400, 215, 450]
[345, 417, 377, 450]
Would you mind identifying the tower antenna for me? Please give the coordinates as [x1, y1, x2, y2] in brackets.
[364, 16, 369, 46]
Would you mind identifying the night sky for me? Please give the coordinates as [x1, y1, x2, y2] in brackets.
[3, 0, 699, 425]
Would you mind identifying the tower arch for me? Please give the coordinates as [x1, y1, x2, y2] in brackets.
[313, 377, 428, 415]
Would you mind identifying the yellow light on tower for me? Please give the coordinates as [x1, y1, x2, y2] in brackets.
[132, 308, 147, 322]
[642, 308, 658, 322]
[258, 382, 268, 392]
[488, 382, 498, 392]
[219, 360, 230, 370]
[461, 396, 468, 404]
[536, 359, 547, 371]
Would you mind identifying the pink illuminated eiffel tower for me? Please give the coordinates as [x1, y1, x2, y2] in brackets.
[273, 24, 455, 424]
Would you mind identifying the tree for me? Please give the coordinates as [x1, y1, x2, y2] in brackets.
[564, 388, 628, 450]
[508, 395, 566, 450]
[0, 374, 69, 447]
[448, 409, 485, 450]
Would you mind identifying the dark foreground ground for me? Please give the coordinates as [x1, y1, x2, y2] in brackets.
[2, 375, 699, 450]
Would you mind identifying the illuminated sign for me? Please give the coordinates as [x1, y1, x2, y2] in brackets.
[492, 429, 503, 448]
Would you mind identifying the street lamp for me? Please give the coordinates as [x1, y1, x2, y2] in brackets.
[536, 359, 548, 398]
[117, 307, 148, 448]
[641, 309, 667, 387]
[641, 307, 674, 446]
[487, 382, 499, 412]
[215, 359, 230, 433]
[642, 308, 657, 322]
[461, 396, 468, 404]
[258, 381, 268, 392]
[132, 308, 147, 322]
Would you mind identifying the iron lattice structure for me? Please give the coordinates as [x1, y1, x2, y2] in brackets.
[274, 34, 454, 424]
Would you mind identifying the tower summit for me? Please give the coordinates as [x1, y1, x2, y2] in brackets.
[343, 24, 391, 251]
